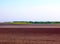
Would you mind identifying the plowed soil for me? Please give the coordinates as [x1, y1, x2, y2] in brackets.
[0, 28, 60, 44]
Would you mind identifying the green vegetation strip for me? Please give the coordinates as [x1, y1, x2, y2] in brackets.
[0, 21, 60, 24]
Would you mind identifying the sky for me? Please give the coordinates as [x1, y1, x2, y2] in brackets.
[0, 0, 60, 22]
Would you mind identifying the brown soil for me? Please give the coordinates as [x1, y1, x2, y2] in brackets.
[0, 28, 60, 44]
[0, 24, 60, 28]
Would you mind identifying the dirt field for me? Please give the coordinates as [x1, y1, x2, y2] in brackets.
[0, 24, 60, 28]
[0, 28, 60, 44]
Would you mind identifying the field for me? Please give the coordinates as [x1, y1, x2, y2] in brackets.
[0, 27, 60, 44]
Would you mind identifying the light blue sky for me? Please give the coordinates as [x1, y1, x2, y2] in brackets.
[0, 0, 60, 22]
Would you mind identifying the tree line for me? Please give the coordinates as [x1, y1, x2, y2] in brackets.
[0, 21, 60, 24]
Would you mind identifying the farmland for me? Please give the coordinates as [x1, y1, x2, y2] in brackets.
[0, 31, 60, 44]
[0, 24, 60, 44]
[0, 25, 60, 44]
